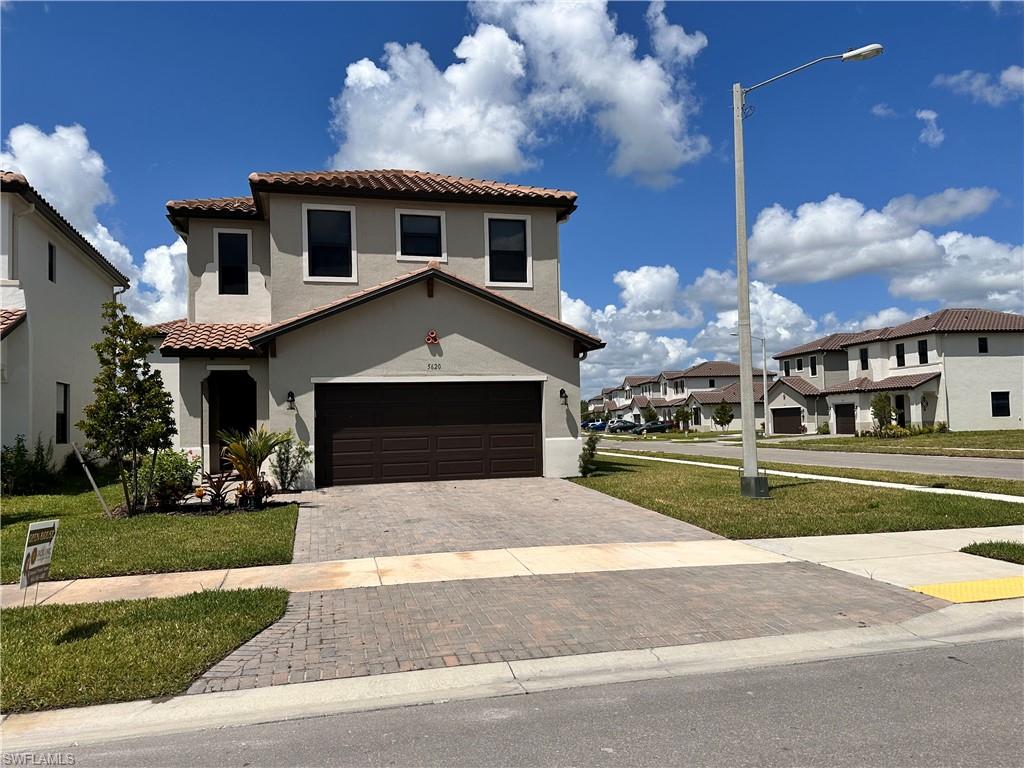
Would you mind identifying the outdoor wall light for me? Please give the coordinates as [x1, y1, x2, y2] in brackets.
[286, 391, 296, 410]
[559, 388, 569, 407]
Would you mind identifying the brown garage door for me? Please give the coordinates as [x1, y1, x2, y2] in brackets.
[315, 382, 543, 486]
[772, 407, 802, 434]
[834, 404, 856, 435]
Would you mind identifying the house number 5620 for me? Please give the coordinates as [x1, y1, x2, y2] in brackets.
[427, 363, 442, 371]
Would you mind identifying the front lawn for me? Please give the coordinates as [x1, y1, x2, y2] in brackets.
[574, 456, 1024, 539]
[764, 429, 1024, 459]
[598, 449, 1024, 497]
[0, 588, 288, 712]
[961, 540, 1024, 565]
[1, 481, 298, 583]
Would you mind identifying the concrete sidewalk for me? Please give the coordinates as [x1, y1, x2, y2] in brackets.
[745, 525, 1024, 602]
[3, 598, 1019, 753]
[0, 539, 794, 608]
[604, 438, 1024, 480]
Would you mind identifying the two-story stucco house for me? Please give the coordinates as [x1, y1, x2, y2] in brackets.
[768, 309, 1024, 434]
[153, 170, 603, 486]
[1, 171, 130, 462]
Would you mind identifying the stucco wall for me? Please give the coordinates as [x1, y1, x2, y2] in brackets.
[264, 194, 561, 322]
[941, 331, 1024, 430]
[0, 196, 116, 462]
[186, 219, 272, 324]
[765, 385, 828, 433]
[147, 340, 182, 450]
[262, 279, 581, 481]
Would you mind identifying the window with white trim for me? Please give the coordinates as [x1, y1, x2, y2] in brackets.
[991, 391, 1010, 417]
[56, 382, 69, 444]
[215, 230, 249, 295]
[810, 355, 817, 377]
[304, 204, 356, 282]
[396, 209, 445, 262]
[485, 213, 531, 286]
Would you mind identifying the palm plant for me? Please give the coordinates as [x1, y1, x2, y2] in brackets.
[216, 425, 290, 508]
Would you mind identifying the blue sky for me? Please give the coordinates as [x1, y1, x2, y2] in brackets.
[2, 1, 1022, 392]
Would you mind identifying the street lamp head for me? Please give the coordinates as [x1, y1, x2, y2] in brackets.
[842, 43, 884, 62]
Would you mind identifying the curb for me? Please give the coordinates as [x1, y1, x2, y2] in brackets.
[3, 599, 1021, 752]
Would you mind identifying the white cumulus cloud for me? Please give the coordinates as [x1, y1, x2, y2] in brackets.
[932, 65, 1024, 107]
[1, 123, 185, 324]
[915, 109, 945, 148]
[330, 1, 709, 187]
[870, 102, 897, 118]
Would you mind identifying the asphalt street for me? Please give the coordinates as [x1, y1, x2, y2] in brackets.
[603, 438, 1024, 480]
[57, 639, 1023, 768]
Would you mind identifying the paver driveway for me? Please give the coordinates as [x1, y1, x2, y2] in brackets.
[189, 477, 947, 694]
[291, 477, 717, 563]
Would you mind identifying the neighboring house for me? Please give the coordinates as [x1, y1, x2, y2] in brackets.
[683, 381, 766, 432]
[770, 309, 1024, 434]
[588, 361, 775, 424]
[154, 169, 603, 486]
[1, 171, 130, 462]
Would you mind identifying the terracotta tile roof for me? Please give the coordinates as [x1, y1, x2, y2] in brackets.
[774, 332, 872, 360]
[165, 196, 258, 218]
[661, 370, 690, 380]
[1, 308, 27, 339]
[249, 262, 603, 351]
[769, 376, 823, 397]
[623, 375, 657, 386]
[824, 372, 941, 394]
[167, 169, 579, 229]
[688, 381, 765, 405]
[879, 308, 1024, 341]
[2, 171, 130, 287]
[674, 361, 775, 379]
[161, 321, 267, 355]
[144, 318, 186, 337]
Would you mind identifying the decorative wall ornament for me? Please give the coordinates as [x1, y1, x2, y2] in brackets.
[425, 329, 440, 345]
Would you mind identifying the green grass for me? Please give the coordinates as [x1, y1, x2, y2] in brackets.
[961, 540, 1024, 565]
[597, 449, 1024, 497]
[0, 588, 288, 712]
[1, 481, 298, 584]
[574, 455, 1024, 539]
[764, 429, 1024, 459]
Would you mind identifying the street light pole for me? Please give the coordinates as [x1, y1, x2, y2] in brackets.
[732, 42, 883, 499]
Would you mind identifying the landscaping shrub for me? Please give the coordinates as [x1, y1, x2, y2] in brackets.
[816, 422, 831, 434]
[1, 434, 55, 495]
[270, 432, 313, 491]
[151, 450, 202, 511]
[712, 403, 734, 431]
[934, 421, 949, 433]
[199, 471, 235, 511]
[578, 433, 600, 477]
[217, 426, 290, 508]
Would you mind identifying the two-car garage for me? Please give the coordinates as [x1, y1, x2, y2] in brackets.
[314, 381, 544, 485]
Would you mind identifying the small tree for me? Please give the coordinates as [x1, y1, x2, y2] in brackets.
[78, 300, 176, 515]
[580, 400, 590, 422]
[870, 393, 894, 429]
[674, 407, 691, 432]
[642, 405, 658, 423]
[712, 403, 734, 431]
[578, 433, 600, 477]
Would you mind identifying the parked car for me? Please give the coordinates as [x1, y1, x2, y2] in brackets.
[587, 421, 607, 431]
[608, 419, 637, 433]
[632, 420, 670, 434]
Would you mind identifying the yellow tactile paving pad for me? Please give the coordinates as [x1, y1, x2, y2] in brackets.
[912, 576, 1024, 603]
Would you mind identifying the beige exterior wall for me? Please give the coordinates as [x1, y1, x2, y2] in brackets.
[147, 339, 182, 450]
[185, 219, 272, 324]
[170, 280, 583, 483]
[0, 193, 118, 462]
[765, 385, 828, 433]
[940, 331, 1023, 430]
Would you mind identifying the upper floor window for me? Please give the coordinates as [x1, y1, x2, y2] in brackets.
[978, 337, 989, 354]
[991, 391, 1010, 417]
[810, 356, 817, 377]
[708, 379, 715, 388]
[48, 242, 56, 282]
[304, 204, 356, 282]
[485, 213, 531, 287]
[215, 229, 249, 295]
[783, 360, 791, 377]
[796, 358, 803, 372]
[396, 210, 445, 262]
[55, 382, 69, 444]
[895, 343, 906, 367]
[917, 339, 929, 365]
[859, 347, 869, 370]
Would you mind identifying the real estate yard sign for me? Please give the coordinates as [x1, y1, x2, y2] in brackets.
[20, 520, 59, 588]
